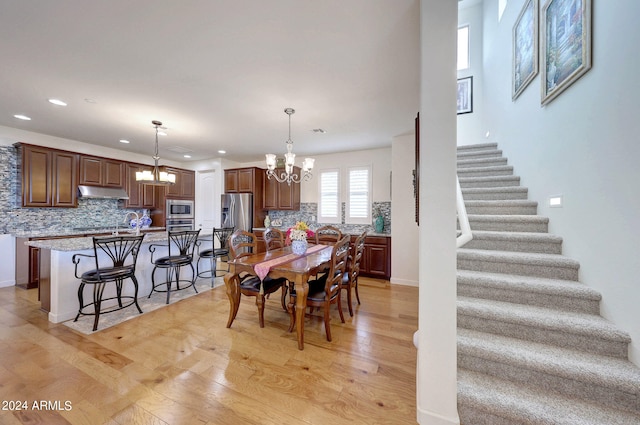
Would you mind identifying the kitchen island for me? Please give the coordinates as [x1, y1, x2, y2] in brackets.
[27, 230, 210, 324]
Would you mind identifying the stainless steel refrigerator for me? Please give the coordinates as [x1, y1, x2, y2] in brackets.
[221, 193, 253, 231]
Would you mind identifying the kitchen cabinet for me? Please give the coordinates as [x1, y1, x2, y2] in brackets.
[124, 163, 156, 209]
[350, 234, 391, 280]
[225, 167, 263, 193]
[224, 167, 266, 228]
[263, 167, 300, 211]
[20, 144, 78, 208]
[15, 238, 40, 290]
[165, 167, 195, 199]
[79, 155, 125, 188]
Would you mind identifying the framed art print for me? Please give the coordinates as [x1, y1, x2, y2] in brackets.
[541, 0, 592, 105]
[457, 76, 473, 115]
[513, 0, 538, 100]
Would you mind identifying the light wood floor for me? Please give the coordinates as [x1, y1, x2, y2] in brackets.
[0, 277, 418, 425]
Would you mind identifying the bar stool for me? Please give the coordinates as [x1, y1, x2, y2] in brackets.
[149, 229, 200, 304]
[72, 234, 146, 331]
[196, 227, 234, 286]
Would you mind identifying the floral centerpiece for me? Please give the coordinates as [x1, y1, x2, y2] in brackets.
[286, 221, 315, 255]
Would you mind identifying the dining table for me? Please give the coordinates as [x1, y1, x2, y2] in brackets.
[223, 243, 333, 350]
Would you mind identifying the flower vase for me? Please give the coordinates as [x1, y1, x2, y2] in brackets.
[291, 240, 308, 255]
[374, 215, 384, 233]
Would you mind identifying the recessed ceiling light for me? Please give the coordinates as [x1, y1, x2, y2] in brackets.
[48, 99, 67, 106]
[218, 150, 226, 154]
[119, 139, 130, 144]
[14, 114, 31, 121]
[183, 154, 191, 158]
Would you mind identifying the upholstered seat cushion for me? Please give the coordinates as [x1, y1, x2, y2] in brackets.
[80, 265, 135, 283]
[240, 275, 286, 294]
[304, 279, 340, 302]
[153, 255, 193, 267]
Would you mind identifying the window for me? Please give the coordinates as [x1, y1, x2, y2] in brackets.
[346, 166, 371, 225]
[318, 169, 340, 224]
[457, 25, 469, 71]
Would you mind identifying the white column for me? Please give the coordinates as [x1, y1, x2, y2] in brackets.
[416, 1, 459, 424]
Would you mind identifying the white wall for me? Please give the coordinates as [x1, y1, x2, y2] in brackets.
[477, 0, 640, 364]
[391, 134, 419, 286]
[457, 2, 485, 145]
[0, 235, 16, 287]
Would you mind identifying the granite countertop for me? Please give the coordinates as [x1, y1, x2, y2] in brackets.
[252, 227, 390, 238]
[14, 226, 166, 239]
[26, 229, 211, 252]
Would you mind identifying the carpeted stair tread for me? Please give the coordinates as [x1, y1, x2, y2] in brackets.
[458, 248, 579, 270]
[458, 328, 640, 395]
[466, 230, 562, 244]
[459, 175, 521, 188]
[458, 369, 640, 425]
[457, 270, 601, 302]
[457, 164, 514, 177]
[457, 149, 503, 160]
[457, 156, 508, 168]
[457, 142, 498, 152]
[461, 230, 562, 254]
[464, 200, 538, 215]
[457, 297, 631, 344]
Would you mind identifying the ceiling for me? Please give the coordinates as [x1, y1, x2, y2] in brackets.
[0, 0, 424, 163]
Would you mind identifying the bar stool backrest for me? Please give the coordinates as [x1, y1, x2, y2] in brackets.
[168, 230, 201, 258]
[90, 234, 145, 280]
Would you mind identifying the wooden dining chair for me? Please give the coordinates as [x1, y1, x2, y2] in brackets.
[263, 227, 285, 251]
[314, 225, 343, 246]
[341, 230, 366, 316]
[288, 234, 350, 341]
[228, 229, 287, 327]
[263, 227, 289, 309]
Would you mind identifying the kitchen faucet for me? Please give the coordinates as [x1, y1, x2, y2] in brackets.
[124, 211, 141, 236]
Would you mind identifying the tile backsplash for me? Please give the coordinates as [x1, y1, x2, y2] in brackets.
[0, 146, 145, 235]
[266, 201, 390, 234]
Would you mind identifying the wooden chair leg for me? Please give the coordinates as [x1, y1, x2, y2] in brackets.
[354, 278, 361, 305]
[337, 292, 345, 324]
[323, 303, 332, 341]
[256, 295, 265, 328]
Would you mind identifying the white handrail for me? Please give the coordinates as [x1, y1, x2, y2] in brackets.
[456, 175, 473, 248]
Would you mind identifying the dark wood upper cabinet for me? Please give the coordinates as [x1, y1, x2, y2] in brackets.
[165, 168, 195, 199]
[223, 167, 266, 227]
[20, 144, 77, 208]
[263, 167, 300, 211]
[79, 155, 125, 188]
[124, 163, 156, 209]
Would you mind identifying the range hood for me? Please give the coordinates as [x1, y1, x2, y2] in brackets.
[78, 185, 129, 200]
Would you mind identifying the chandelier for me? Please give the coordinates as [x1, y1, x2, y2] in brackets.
[265, 108, 314, 185]
[135, 120, 176, 185]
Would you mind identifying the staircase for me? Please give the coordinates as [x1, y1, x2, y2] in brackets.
[456, 143, 640, 425]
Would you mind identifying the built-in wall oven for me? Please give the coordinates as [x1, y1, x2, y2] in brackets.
[166, 199, 195, 231]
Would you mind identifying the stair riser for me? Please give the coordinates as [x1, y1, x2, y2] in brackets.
[457, 283, 600, 314]
[465, 204, 538, 215]
[457, 158, 508, 169]
[460, 179, 521, 188]
[463, 239, 562, 254]
[457, 151, 503, 161]
[467, 220, 548, 233]
[463, 191, 529, 201]
[457, 143, 498, 153]
[458, 168, 514, 178]
[459, 355, 640, 414]
[457, 405, 523, 425]
[458, 313, 629, 358]
[457, 257, 579, 280]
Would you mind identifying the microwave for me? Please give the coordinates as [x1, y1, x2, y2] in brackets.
[166, 199, 194, 219]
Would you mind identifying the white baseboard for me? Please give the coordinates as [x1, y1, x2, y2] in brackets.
[0, 279, 16, 288]
[416, 407, 460, 425]
[390, 277, 419, 287]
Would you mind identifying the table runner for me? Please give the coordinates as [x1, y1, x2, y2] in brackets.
[254, 244, 327, 282]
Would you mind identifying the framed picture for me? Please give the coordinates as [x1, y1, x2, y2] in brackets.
[512, 0, 538, 100]
[457, 76, 473, 115]
[541, 0, 592, 105]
